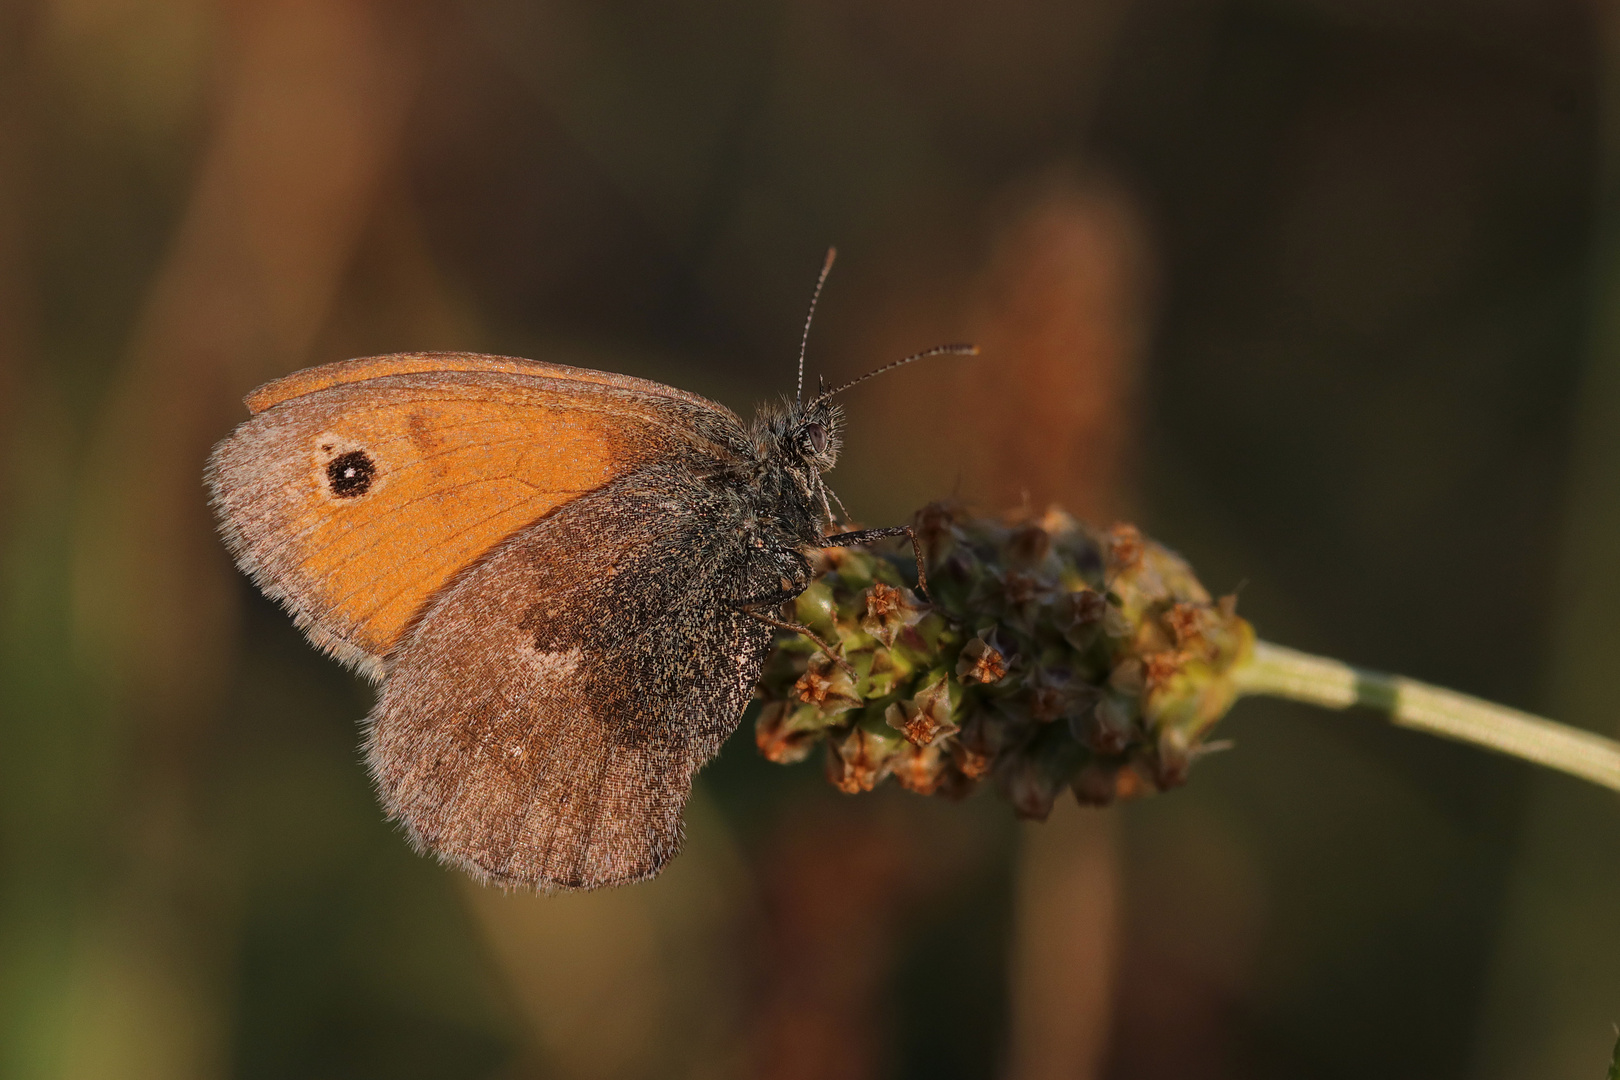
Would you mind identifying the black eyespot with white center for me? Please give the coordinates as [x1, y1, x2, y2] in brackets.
[326, 449, 375, 498]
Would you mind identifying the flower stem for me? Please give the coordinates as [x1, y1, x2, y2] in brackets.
[1233, 640, 1620, 794]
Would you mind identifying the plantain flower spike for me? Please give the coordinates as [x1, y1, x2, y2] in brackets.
[755, 502, 1255, 820]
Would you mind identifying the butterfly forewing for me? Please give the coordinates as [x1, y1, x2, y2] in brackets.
[206, 357, 746, 676]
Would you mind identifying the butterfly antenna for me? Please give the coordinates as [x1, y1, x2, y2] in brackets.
[797, 247, 838, 408]
[810, 343, 980, 405]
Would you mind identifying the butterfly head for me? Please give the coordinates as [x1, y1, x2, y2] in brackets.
[752, 395, 843, 475]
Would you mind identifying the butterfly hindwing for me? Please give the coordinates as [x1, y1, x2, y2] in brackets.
[366, 466, 773, 890]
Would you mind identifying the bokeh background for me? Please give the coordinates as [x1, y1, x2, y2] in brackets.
[2, 0, 1619, 1077]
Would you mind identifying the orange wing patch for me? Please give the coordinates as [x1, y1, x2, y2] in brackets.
[209, 362, 739, 678]
[292, 394, 620, 655]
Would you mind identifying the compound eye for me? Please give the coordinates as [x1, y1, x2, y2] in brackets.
[803, 422, 828, 455]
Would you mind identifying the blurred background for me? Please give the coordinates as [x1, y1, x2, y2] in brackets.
[2, 0, 1618, 1077]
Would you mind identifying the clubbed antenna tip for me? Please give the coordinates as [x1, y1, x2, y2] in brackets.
[811, 343, 979, 406]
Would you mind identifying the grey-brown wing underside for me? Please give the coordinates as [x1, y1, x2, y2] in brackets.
[366, 467, 770, 890]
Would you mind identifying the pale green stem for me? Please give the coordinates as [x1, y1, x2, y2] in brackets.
[1232, 640, 1620, 794]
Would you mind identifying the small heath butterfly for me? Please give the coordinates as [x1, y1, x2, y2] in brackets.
[206, 251, 975, 890]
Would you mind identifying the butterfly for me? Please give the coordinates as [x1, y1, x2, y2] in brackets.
[206, 250, 975, 890]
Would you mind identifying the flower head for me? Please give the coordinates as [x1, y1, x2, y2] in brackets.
[755, 503, 1254, 817]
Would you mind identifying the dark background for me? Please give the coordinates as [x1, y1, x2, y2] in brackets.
[2, 0, 1618, 1077]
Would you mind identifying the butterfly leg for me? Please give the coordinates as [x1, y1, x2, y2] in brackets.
[735, 604, 855, 677]
[820, 525, 931, 600]
[824, 482, 855, 530]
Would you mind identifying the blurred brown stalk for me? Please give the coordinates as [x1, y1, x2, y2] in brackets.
[58, 1, 421, 1075]
[959, 175, 1147, 1080]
